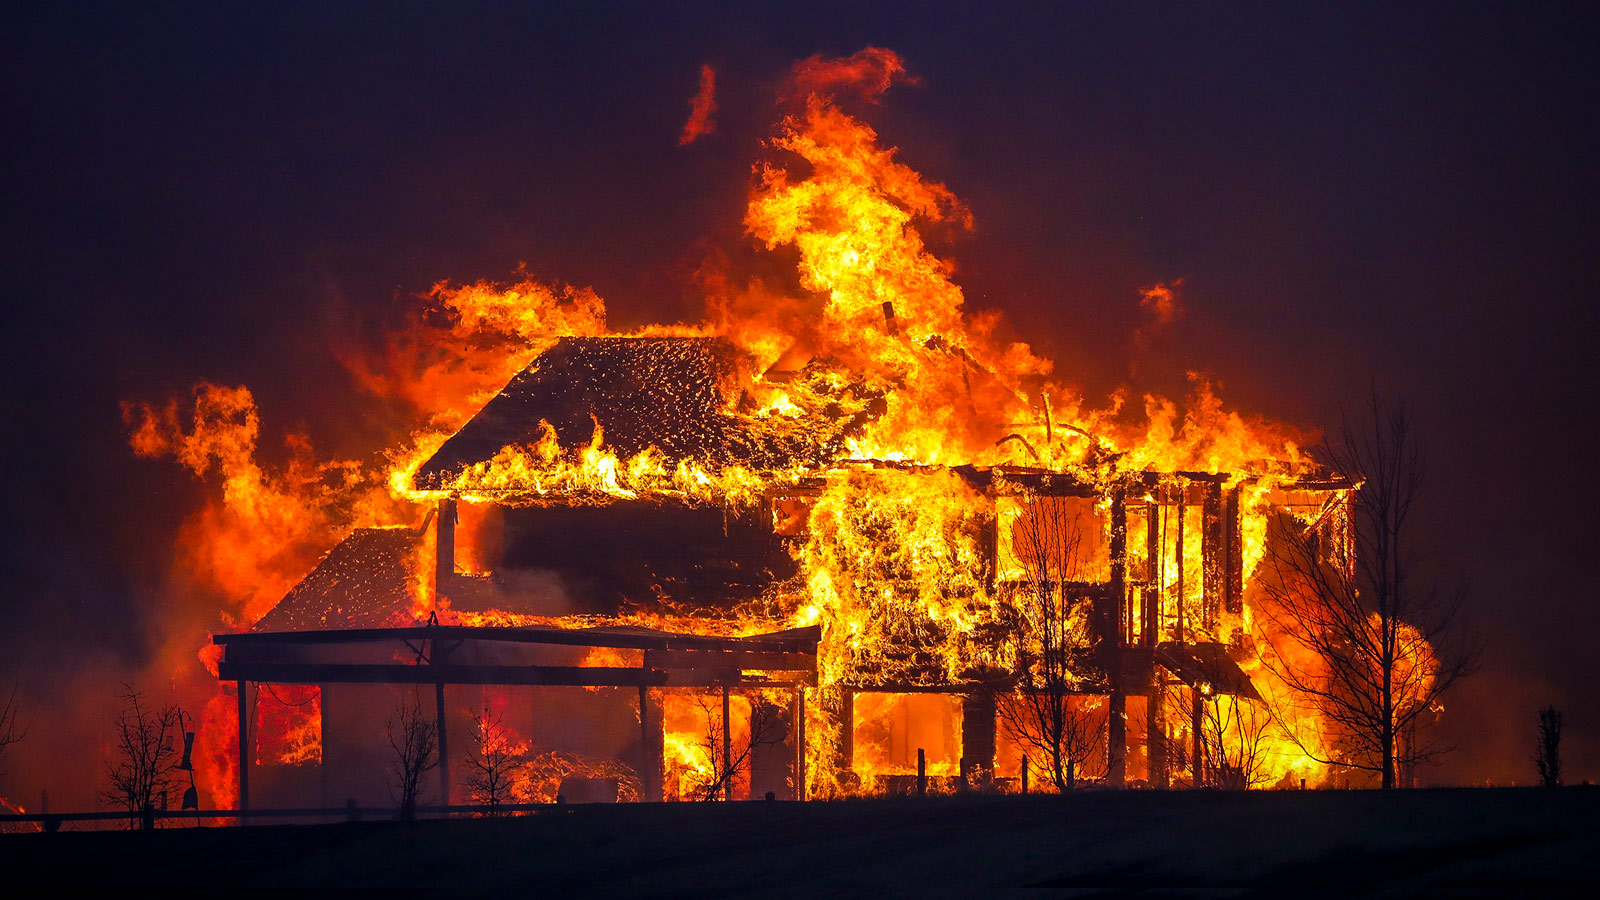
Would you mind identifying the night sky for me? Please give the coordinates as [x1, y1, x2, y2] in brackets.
[2, 3, 1596, 796]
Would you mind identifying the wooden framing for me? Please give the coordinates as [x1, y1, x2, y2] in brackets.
[216, 624, 818, 808]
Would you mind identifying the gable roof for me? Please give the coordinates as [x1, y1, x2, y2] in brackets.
[412, 336, 835, 490]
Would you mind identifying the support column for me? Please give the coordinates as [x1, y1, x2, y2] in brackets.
[1176, 485, 1186, 642]
[435, 682, 449, 811]
[1144, 497, 1161, 648]
[794, 687, 806, 801]
[1202, 484, 1223, 633]
[834, 689, 855, 781]
[638, 684, 663, 802]
[1149, 684, 1168, 789]
[1224, 487, 1243, 618]
[960, 691, 996, 788]
[236, 681, 249, 822]
[1108, 692, 1127, 787]
[1106, 488, 1128, 787]
[1192, 687, 1205, 789]
[435, 497, 456, 608]
[722, 684, 733, 801]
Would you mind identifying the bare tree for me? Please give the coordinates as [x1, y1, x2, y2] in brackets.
[1535, 704, 1562, 787]
[1197, 693, 1275, 789]
[463, 702, 526, 814]
[386, 690, 438, 821]
[0, 676, 25, 778]
[1257, 393, 1479, 789]
[691, 693, 787, 801]
[102, 683, 184, 829]
[994, 492, 1107, 791]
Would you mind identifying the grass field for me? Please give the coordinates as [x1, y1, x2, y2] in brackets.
[3, 788, 1595, 896]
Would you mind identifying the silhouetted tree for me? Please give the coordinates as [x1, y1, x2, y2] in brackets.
[1535, 704, 1562, 787]
[1258, 393, 1479, 788]
[0, 676, 25, 777]
[693, 693, 787, 801]
[386, 690, 438, 821]
[463, 702, 526, 814]
[1197, 692, 1275, 789]
[994, 492, 1107, 791]
[102, 683, 184, 829]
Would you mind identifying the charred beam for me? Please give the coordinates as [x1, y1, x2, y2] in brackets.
[642, 649, 816, 672]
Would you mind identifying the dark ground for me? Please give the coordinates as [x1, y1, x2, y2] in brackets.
[3, 789, 1595, 897]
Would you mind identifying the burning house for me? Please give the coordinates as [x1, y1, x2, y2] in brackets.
[214, 331, 1354, 809]
[128, 49, 1377, 812]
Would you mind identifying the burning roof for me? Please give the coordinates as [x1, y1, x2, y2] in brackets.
[250, 526, 421, 632]
[408, 336, 860, 502]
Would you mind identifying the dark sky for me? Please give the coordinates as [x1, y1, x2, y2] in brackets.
[2, 3, 1596, 789]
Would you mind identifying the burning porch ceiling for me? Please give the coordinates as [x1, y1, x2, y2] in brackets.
[412, 337, 843, 491]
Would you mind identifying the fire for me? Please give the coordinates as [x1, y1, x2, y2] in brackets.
[125, 46, 1434, 804]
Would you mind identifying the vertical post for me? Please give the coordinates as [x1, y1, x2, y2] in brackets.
[793, 687, 806, 802]
[1224, 487, 1243, 618]
[917, 748, 927, 796]
[722, 684, 733, 801]
[1192, 686, 1204, 789]
[639, 684, 663, 802]
[1145, 497, 1161, 647]
[435, 681, 449, 812]
[1021, 755, 1029, 794]
[1176, 484, 1186, 642]
[236, 681, 249, 822]
[435, 497, 457, 609]
[1202, 483, 1223, 632]
[640, 684, 651, 801]
[1106, 488, 1128, 788]
[1149, 684, 1168, 789]
[837, 689, 855, 779]
[1108, 693, 1127, 787]
[961, 691, 996, 789]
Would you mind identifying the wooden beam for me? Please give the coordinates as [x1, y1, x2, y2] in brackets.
[215, 624, 821, 656]
[642, 649, 815, 672]
[219, 662, 671, 687]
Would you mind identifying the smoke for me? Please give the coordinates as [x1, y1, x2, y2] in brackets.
[678, 64, 718, 146]
[782, 47, 913, 106]
[1139, 280, 1183, 327]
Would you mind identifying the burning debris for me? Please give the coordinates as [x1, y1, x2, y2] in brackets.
[124, 48, 1449, 812]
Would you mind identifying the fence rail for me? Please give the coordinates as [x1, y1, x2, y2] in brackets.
[0, 801, 565, 832]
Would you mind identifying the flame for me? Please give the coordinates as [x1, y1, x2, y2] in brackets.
[124, 47, 1437, 800]
[679, 64, 718, 145]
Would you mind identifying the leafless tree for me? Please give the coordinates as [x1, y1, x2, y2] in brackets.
[993, 492, 1107, 791]
[386, 690, 438, 821]
[1197, 692, 1275, 789]
[463, 702, 526, 814]
[102, 683, 184, 829]
[1256, 393, 1479, 789]
[0, 676, 25, 778]
[1535, 705, 1562, 787]
[692, 693, 787, 801]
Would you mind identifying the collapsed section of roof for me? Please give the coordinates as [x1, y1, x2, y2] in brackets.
[251, 527, 421, 632]
[1155, 641, 1262, 701]
[413, 337, 842, 489]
